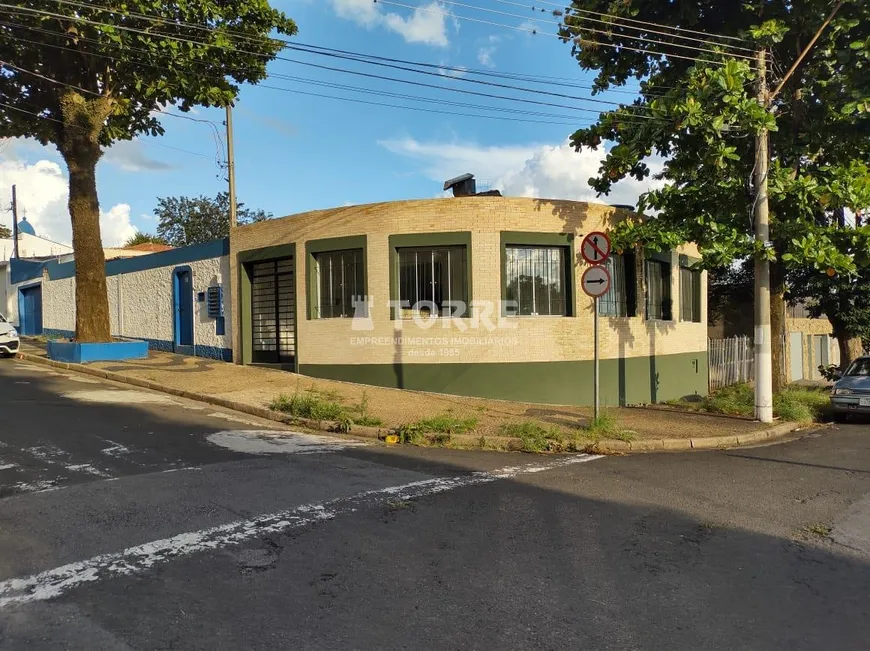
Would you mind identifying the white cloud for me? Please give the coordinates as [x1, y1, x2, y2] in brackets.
[330, 0, 451, 47]
[378, 137, 667, 207]
[0, 157, 137, 247]
[477, 46, 496, 67]
[477, 35, 501, 68]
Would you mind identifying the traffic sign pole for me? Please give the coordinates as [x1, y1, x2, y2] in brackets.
[594, 297, 599, 422]
[580, 233, 611, 423]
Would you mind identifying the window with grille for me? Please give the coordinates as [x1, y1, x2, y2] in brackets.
[397, 246, 468, 317]
[680, 263, 702, 322]
[645, 258, 673, 321]
[598, 253, 636, 317]
[504, 245, 570, 316]
[313, 249, 365, 318]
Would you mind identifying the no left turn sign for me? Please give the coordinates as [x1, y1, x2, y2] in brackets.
[582, 265, 611, 298]
[581, 232, 611, 265]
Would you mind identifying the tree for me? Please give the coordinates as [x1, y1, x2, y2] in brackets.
[559, 1, 870, 389]
[0, 224, 10, 239]
[154, 192, 270, 247]
[124, 231, 168, 248]
[0, 3, 296, 342]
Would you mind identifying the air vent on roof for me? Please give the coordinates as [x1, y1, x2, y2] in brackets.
[444, 173, 477, 197]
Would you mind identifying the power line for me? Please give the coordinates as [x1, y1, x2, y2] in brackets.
[46, 0, 671, 95]
[482, 0, 755, 53]
[0, 49, 226, 164]
[411, 0, 756, 60]
[499, 0, 753, 44]
[374, 0, 750, 68]
[0, 101, 215, 159]
[0, 11, 662, 121]
[0, 28, 598, 127]
[2, 4, 652, 113]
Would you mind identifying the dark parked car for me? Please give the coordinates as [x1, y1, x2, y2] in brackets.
[830, 356, 870, 420]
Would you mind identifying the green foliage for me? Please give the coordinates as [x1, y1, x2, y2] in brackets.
[700, 383, 755, 417]
[774, 388, 830, 424]
[123, 231, 168, 247]
[395, 414, 478, 446]
[0, 0, 295, 341]
[0, 224, 10, 239]
[562, 1, 870, 349]
[673, 383, 829, 422]
[582, 411, 625, 439]
[350, 391, 384, 427]
[155, 192, 270, 247]
[818, 364, 841, 382]
[0, 2, 296, 147]
[412, 414, 479, 435]
[500, 421, 565, 452]
[270, 389, 344, 422]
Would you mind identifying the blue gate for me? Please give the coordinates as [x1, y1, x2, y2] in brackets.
[173, 267, 194, 352]
[18, 285, 43, 336]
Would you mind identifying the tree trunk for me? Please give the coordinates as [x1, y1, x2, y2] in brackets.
[58, 91, 113, 343]
[770, 259, 787, 393]
[831, 315, 864, 371]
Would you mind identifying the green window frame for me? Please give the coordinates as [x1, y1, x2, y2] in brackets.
[389, 232, 472, 319]
[306, 236, 367, 320]
[500, 232, 575, 317]
[679, 255, 702, 323]
[598, 252, 637, 317]
[645, 251, 673, 321]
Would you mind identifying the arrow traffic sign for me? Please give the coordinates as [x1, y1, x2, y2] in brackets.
[581, 231, 611, 265]
[582, 265, 611, 298]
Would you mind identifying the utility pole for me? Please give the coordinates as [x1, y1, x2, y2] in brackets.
[225, 104, 237, 229]
[754, 47, 773, 423]
[11, 184, 19, 259]
[753, 0, 844, 422]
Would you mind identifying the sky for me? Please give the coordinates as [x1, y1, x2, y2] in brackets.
[0, 0, 665, 247]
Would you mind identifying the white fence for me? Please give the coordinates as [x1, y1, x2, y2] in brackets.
[708, 336, 754, 391]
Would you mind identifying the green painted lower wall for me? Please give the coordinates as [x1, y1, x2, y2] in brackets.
[300, 351, 708, 407]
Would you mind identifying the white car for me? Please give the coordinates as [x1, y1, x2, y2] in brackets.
[0, 313, 20, 357]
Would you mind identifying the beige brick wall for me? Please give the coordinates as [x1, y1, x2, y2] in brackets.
[785, 317, 836, 381]
[230, 197, 707, 365]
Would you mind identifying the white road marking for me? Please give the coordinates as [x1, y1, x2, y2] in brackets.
[206, 430, 368, 455]
[98, 440, 131, 459]
[0, 454, 601, 608]
[60, 390, 176, 405]
[22, 445, 113, 479]
[8, 480, 59, 495]
[0, 464, 17, 471]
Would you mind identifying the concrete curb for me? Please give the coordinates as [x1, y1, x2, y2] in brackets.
[16, 351, 805, 455]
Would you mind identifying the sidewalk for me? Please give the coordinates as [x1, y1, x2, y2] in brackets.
[17, 342, 797, 452]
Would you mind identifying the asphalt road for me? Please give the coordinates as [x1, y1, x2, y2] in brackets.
[0, 358, 869, 650]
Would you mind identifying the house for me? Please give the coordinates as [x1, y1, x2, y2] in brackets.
[228, 195, 708, 407]
[7, 192, 709, 407]
[6, 238, 229, 357]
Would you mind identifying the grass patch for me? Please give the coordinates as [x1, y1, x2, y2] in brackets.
[700, 383, 755, 417]
[270, 386, 345, 421]
[774, 387, 830, 424]
[349, 391, 384, 427]
[414, 414, 478, 434]
[500, 421, 565, 452]
[671, 383, 830, 424]
[396, 413, 479, 446]
[804, 523, 832, 538]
